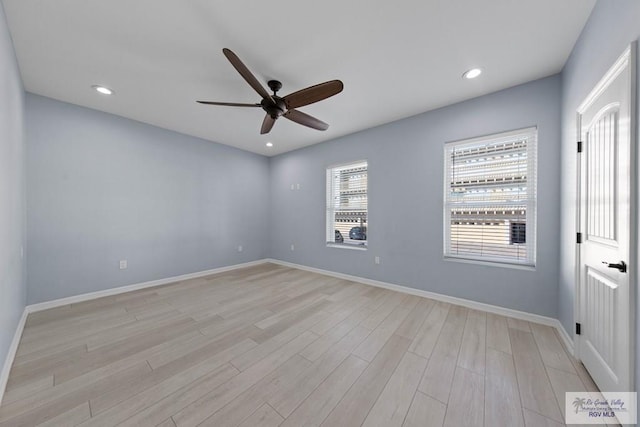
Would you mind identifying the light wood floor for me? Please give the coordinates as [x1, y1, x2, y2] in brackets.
[0, 263, 606, 427]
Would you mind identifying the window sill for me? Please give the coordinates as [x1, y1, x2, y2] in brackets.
[326, 243, 368, 251]
[443, 255, 535, 271]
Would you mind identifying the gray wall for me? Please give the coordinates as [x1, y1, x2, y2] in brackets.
[559, 0, 640, 394]
[26, 94, 270, 304]
[0, 2, 26, 373]
[269, 75, 562, 318]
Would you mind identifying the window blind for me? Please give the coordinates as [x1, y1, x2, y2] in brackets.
[326, 161, 368, 247]
[444, 127, 537, 266]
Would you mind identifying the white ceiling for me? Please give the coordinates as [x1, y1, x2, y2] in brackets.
[3, 0, 595, 156]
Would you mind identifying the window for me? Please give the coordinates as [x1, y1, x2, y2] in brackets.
[444, 127, 537, 267]
[326, 161, 368, 248]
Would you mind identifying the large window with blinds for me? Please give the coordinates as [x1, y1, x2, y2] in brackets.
[444, 127, 537, 267]
[326, 160, 368, 248]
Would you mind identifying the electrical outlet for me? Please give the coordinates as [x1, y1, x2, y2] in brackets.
[290, 244, 295, 251]
[296, 183, 300, 190]
[290, 184, 295, 190]
[119, 260, 128, 270]
[238, 245, 243, 252]
[374, 256, 380, 265]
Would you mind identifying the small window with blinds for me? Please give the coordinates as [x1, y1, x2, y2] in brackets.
[326, 161, 368, 248]
[444, 127, 537, 267]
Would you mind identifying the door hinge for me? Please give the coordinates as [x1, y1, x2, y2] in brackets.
[576, 232, 583, 244]
[577, 140, 583, 153]
[576, 323, 581, 335]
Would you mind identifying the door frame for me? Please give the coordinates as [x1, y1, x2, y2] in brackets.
[574, 42, 637, 390]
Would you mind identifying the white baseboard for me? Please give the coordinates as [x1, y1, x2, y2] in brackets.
[553, 319, 575, 356]
[0, 309, 28, 407]
[267, 258, 575, 353]
[26, 259, 269, 314]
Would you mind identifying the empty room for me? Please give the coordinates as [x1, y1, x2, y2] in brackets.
[0, 0, 639, 426]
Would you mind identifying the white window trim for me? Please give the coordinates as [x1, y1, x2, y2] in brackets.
[443, 255, 536, 271]
[326, 243, 368, 251]
[443, 127, 538, 268]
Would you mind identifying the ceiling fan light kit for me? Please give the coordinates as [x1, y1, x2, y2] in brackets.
[197, 48, 344, 135]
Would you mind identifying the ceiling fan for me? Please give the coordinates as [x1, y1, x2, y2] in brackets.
[197, 48, 344, 135]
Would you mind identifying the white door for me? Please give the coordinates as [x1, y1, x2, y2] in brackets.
[577, 44, 636, 393]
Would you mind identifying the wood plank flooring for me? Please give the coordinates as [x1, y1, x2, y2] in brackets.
[0, 263, 603, 426]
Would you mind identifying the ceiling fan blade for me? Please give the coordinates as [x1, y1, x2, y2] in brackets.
[222, 48, 275, 105]
[197, 101, 261, 107]
[283, 109, 329, 131]
[261, 114, 276, 134]
[283, 80, 344, 110]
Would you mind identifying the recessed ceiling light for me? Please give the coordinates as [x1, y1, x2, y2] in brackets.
[463, 68, 482, 79]
[266, 142, 273, 147]
[92, 85, 114, 95]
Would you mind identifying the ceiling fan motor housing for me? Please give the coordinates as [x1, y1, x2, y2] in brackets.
[261, 96, 287, 118]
